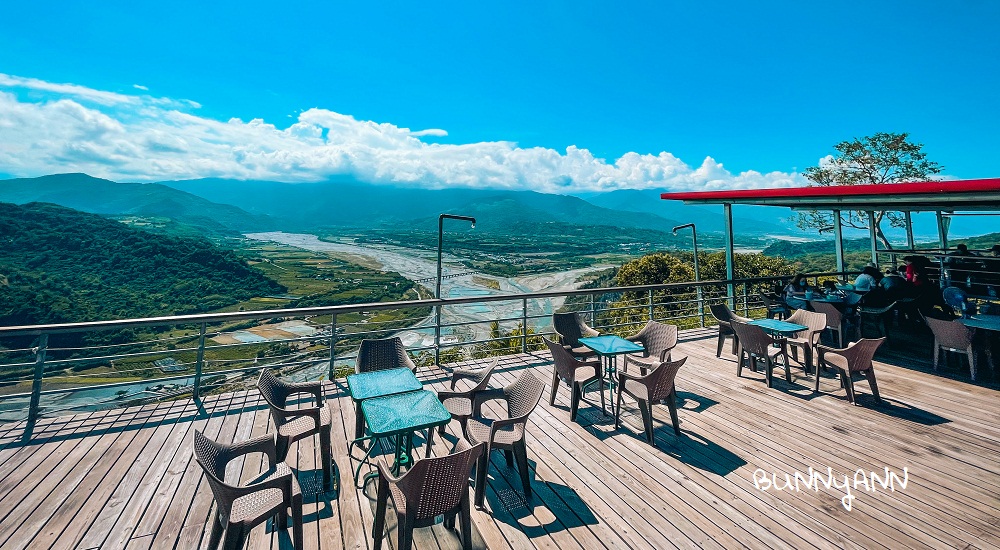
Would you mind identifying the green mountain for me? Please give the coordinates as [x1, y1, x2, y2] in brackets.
[0, 202, 284, 329]
[0, 173, 274, 235]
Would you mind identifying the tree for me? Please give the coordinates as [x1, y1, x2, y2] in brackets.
[796, 132, 943, 250]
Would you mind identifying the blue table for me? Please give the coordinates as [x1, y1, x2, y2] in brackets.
[579, 335, 645, 417]
[750, 318, 807, 336]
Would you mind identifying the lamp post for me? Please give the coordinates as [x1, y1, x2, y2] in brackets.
[436, 214, 476, 364]
[673, 223, 704, 326]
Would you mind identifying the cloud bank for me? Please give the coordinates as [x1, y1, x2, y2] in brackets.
[0, 73, 807, 192]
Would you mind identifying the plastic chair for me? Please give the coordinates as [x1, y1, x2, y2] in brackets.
[552, 312, 600, 359]
[436, 358, 498, 435]
[709, 304, 745, 357]
[543, 337, 605, 421]
[464, 370, 546, 508]
[615, 357, 686, 445]
[257, 369, 336, 491]
[858, 301, 898, 339]
[354, 337, 418, 439]
[730, 320, 790, 388]
[815, 337, 886, 405]
[785, 309, 827, 374]
[809, 301, 847, 348]
[759, 292, 790, 319]
[925, 316, 994, 381]
[623, 320, 678, 373]
[193, 430, 303, 550]
[372, 439, 485, 550]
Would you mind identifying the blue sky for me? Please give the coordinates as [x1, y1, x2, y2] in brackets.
[0, 1, 997, 190]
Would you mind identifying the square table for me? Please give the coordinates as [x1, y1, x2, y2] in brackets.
[749, 318, 808, 337]
[346, 368, 423, 487]
[578, 335, 645, 416]
[359, 390, 451, 483]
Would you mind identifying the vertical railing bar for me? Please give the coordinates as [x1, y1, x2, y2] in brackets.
[193, 323, 206, 408]
[328, 313, 337, 380]
[648, 289, 654, 321]
[435, 303, 441, 366]
[521, 298, 528, 354]
[24, 333, 48, 441]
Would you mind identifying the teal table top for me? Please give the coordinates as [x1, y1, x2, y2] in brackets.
[960, 314, 1000, 332]
[579, 335, 644, 356]
[347, 368, 421, 402]
[361, 390, 451, 436]
[750, 318, 808, 335]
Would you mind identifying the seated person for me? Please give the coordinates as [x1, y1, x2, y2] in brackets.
[853, 266, 881, 291]
[783, 273, 810, 310]
[880, 268, 908, 298]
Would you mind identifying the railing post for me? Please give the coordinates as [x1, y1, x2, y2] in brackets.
[741, 283, 749, 317]
[521, 298, 528, 353]
[434, 304, 441, 365]
[328, 313, 337, 380]
[648, 289, 654, 321]
[696, 283, 705, 327]
[589, 294, 596, 328]
[193, 323, 206, 406]
[24, 333, 48, 440]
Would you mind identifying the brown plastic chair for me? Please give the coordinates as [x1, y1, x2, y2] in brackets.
[858, 301, 898, 339]
[785, 309, 827, 374]
[193, 430, 303, 550]
[436, 358, 498, 435]
[623, 320, 678, 373]
[257, 369, 336, 491]
[709, 304, 744, 357]
[464, 370, 546, 508]
[615, 357, 687, 445]
[759, 292, 789, 320]
[809, 301, 847, 348]
[372, 438, 485, 550]
[925, 317, 994, 381]
[354, 337, 418, 440]
[543, 337, 605, 421]
[815, 337, 886, 404]
[552, 311, 600, 359]
[730, 320, 790, 388]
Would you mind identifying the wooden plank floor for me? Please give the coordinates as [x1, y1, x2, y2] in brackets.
[0, 328, 997, 550]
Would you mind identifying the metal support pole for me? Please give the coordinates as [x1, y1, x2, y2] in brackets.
[436, 214, 476, 367]
[589, 293, 597, 329]
[867, 211, 878, 266]
[193, 323, 206, 406]
[521, 298, 528, 353]
[833, 210, 845, 276]
[936, 211, 950, 251]
[741, 283, 748, 317]
[328, 313, 337, 380]
[723, 204, 736, 308]
[648, 289, 654, 321]
[435, 304, 441, 366]
[24, 333, 48, 440]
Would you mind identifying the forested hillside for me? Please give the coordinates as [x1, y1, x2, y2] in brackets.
[0, 202, 285, 327]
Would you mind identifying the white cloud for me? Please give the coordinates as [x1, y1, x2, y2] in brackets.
[133, 84, 149, 91]
[0, 74, 809, 192]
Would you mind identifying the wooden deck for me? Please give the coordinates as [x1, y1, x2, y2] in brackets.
[0, 328, 998, 550]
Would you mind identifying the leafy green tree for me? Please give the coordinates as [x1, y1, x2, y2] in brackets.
[796, 132, 943, 249]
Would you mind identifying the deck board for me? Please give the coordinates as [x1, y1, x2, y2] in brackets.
[0, 328, 997, 550]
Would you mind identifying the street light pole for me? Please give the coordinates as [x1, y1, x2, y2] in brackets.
[436, 214, 476, 364]
[673, 223, 704, 326]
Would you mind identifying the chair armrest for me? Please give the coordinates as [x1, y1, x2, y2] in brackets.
[617, 370, 646, 384]
[471, 388, 506, 418]
[282, 405, 323, 422]
[401, 352, 418, 373]
[227, 434, 278, 466]
[375, 456, 405, 484]
[582, 326, 600, 338]
[487, 416, 524, 441]
[437, 388, 474, 401]
[230, 468, 294, 498]
[284, 380, 325, 405]
[658, 347, 675, 362]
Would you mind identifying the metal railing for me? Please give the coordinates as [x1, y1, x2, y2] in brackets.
[0, 271, 853, 439]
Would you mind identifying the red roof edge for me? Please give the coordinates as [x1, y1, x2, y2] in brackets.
[660, 178, 1000, 201]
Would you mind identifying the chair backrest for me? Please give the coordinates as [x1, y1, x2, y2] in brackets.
[552, 312, 595, 347]
[357, 337, 414, 373]
[631, 321, 678, 360]
[786, 309, 827, 339]
[644, 356, 687, 402]
[505, 370, 546, 420]
[809, 301, 842, 328]
[729, 321, 774, 356]
[193, 429, 237, 518]
[451, 358, 497, 391]
[544, 337, 583, 382]
[258, 368, 292, 423]
[924, 316, 973, 349]
[837, 337, 886, 372]
[394, 439, 485, 521]
[710, 304, 733, 324]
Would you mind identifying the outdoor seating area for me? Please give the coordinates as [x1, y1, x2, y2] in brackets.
[0, 327, 996, 549]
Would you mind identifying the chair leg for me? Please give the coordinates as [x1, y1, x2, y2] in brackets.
[426, 427, 436, 459]
[355, 403, 365, 442]
[637, 399, 653, 444]
[614, 389, 624, 429]
[474, 453, 488, 508]
[599, 377, 607, 417]
[291, 492, 304, 550]
[460, 493, 473, 549]
[549, 370, 559, 406]
[814, 359, 823, 392]
[504, 449, 514, 468]
[320, 429, 334, 491]
[373, 476, 388, 550]
[804, 347, 813, 375]
[667, 388, 681, 435]
[765, 356, 773, 388]
[966, 346, 977, 381]
[514, 440, 531, 499]
[736, 349, 744, 378]
[569, 383, 581, 422]
[716, 331, 724, 357]
[865, 369, 882, 403]
[783, 353, 791, 383]
[222, 526, 245, 550]
[732, 336, 739, 355]
[398, 514, 414, 550]
[932, 342, 940, 371]
[443, 511, 456, 530]
[276, 436, 291, 463]
[841, 369, 856, 404]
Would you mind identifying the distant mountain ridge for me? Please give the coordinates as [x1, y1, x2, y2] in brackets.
[0, 173, 274, 234]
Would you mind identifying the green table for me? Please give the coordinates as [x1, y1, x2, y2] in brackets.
[356, 390, 451, 487]
[579, 335, 645, 417]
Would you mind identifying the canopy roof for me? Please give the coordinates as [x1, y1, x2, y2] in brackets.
[660, 178, 1000, 211]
